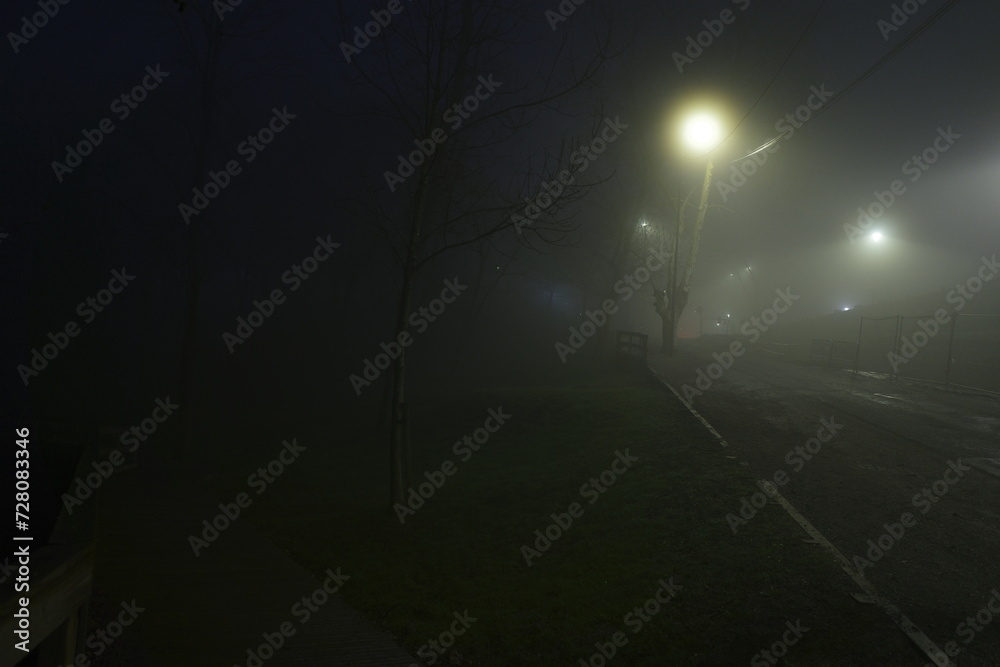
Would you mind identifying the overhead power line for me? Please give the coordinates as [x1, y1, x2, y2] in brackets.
[727, 0, 964, 163]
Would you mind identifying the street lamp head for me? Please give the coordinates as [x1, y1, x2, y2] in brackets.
[682, 113, 722, 153]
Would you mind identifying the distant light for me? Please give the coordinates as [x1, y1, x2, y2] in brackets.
[843, 307, 850, 311]
[871, 231, 883, 243]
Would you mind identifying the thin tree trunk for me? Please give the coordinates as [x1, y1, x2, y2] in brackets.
[447, 250, 489, 381]
[176, 262, 201, 459]
[388, 184, 427, 506]
[174, 20, 222, 459]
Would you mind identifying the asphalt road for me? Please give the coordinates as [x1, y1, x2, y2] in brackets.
[649, 338, 1000, 667]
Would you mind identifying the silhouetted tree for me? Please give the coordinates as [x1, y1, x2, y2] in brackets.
[331, 0, 617, 506]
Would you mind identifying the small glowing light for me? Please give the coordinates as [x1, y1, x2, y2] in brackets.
[843, 307, 850, 311]
[871, 231, 883, 242]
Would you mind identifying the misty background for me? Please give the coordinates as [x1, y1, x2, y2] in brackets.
[3, 0, 999, 448]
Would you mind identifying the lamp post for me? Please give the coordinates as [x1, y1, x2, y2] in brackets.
[665, 111, 721, 354]
[682, 114, 718, 296]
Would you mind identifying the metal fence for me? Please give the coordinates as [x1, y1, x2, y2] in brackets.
[810, 338, 858, 367]
[855, 316, 899, 376]
[853, 313, 1000, 394]
[617, 330, 648, 361]
[948, 314, 1000, 393]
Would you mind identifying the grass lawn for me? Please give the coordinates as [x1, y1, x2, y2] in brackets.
[208, 367, 919, 665]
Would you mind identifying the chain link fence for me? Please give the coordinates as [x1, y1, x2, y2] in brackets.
[854, 316, 899, 376]
[850, 313, 1000, 394]
[809, 338, 857, 367]
[948, 314, 1000, 393]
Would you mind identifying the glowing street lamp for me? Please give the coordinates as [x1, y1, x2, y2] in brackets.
[682, 113, 723, 154]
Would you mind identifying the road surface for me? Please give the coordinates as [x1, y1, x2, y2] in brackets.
[650, 338, 1000, 666]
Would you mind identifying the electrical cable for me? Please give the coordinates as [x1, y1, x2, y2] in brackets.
[727, 0, 965, 163]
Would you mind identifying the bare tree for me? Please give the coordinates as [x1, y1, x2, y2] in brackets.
[330, 0, 618, 506]
[604, 154, 722, 358]
[147, 0, 295, 457]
